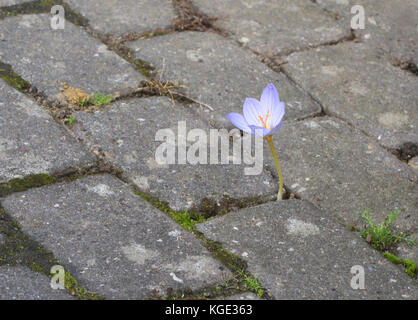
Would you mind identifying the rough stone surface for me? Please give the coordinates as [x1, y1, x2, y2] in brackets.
[409, 157, 418, 171]
[65, 0, 175, 36]
[197, 200, 418, 299]
[73, 97, 276, 212]
[314, 0, 418, 64]
[222, 292, 261, 300]
[283, 42, 418, 149]
[0, 0, 29, 6]
[0, 265, 74, 300]
[0, 14, 144, 101]
[194, 0, 350, 55]
[128, 32, 321, 128]
[264, 117, 417, 236]
[1, 175, 231, 299]
[0, 79, 94, 183]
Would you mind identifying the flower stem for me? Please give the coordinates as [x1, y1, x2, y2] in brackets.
[266, 137, 284, 200]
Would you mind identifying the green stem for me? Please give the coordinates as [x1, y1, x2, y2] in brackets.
[266, 137, 284, 200]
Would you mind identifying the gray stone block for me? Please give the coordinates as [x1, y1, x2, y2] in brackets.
[193, 0, 350, 55]
[197, 200, 418, 299]
[65, 0, 175, 36]
[0, 79, 94, 183]
[0, 14, 144, 100]
[283, 42, 418, 149]
[2, 174, 231, 299]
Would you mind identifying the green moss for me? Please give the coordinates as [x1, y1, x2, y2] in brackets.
[0, 61, 30, 92]
[64, 272, 104, 300]
[200, 237, 246, 274]
[132, 58, 155, 77]
[382, 252, 417, 279]
[0, 174, 56, 197]
[134, 190, 204, 232]
[0, 205, 58, 274]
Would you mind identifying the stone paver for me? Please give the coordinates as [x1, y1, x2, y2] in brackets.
[128, 32, 321, 128]
[264, 117, 417, 235]
[73, 97, 276, 212]
[313, 0, 418, 64]
[0, 265, 74, 300]
[0, 1, 416, 301]
[283, 42, 418, 149]
[197, 200, 418, 299]
[194, 0, 350, 55]
[1, 174, 231, 299]
[65, 0, 175, 36]
[0, 14, 144, 102]
[0, 79, 94, 183]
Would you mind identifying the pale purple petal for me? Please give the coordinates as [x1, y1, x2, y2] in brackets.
[270, 101, 285, 127]
[260, 83, 280, 109]
[243, 98, 263, 127]
[267, 121, 283, 136]
[226, 113, 252, 134]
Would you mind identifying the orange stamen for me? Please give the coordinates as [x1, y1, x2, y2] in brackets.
[258, 109, 272, 129]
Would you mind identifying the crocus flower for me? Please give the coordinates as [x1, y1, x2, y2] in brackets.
[226, 83, 285, 200]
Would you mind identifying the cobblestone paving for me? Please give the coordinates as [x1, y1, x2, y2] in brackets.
[0, 0, 416, 300]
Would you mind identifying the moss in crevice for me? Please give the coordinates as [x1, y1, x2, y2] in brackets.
[0, 205, 103, 299]
[134, 190, 205, 232]
[0, 205, 58, 273]
[194, 194, 274, 220]
[0, 61, 30, 92]
[0, 174, 56, 197]
[382, 252, 417, 279]
[63, 272, 104, 300]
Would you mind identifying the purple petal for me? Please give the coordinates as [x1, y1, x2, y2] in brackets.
[260, 83, 280, 110]
[243, 98, 263, 127]
[226, 113, 252, 134]
[268, 120, 284, 136]
[261, 84, 284, 126]
[270, 101, 285, 127]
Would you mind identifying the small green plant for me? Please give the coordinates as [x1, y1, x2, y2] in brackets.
[67, 116, 76, 127]
[89, 93, 113, 108]
[238, 271, 265, 298]
[79, 98, 89, 108]
[361, 210, 417, 251]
